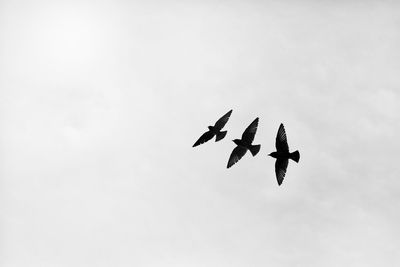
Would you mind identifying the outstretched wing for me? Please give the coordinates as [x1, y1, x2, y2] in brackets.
[227, 146, 247, 168]
[275, 123, 289, 152]
[214, 109, 233, 130]
[241, 117, 259, 144]
[275, 158, 289, 186]
[193, 131, 214, 147]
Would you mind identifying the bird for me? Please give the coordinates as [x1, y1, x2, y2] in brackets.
[268, 123, 300, 186]
[227, 117, 261, 168]
[193, 109, 233, 147]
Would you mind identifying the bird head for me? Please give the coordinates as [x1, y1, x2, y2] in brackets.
[208, 126, 213, 130]
[232, 139, 240, 145]
[268, 152, 278, 158]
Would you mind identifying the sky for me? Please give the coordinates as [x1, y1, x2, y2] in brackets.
[1, 0, 400, 266]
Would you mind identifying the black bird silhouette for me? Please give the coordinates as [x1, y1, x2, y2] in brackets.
[268, 123, 300, 186]
[227, 117, 261, 168]
[193, 109, 233, 147]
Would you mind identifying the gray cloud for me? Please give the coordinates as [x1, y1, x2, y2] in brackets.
[1, 1, 400, 266]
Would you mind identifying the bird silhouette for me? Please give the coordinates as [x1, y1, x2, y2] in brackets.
[193, 109, 233, 147]
[268, 123, 300, 186]
[227, 117, 261, 168]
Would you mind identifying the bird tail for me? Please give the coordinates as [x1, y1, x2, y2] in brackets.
[290, 150, 300, 163]
[249, 144, 261, 156]
[215, 131, 227, 142]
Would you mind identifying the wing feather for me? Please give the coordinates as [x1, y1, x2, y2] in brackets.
[214, 109, 233, 130]
[227, 146, 247, 168]
[193, 131, 214, 147]
[275, 123, 289, 152]
[241, 117, 259, 144]
[275, 158, 289, 186]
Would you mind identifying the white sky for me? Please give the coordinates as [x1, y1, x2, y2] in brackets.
[1, 1, 400, 266]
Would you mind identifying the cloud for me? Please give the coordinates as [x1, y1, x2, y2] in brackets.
[1, 1, 400, 266]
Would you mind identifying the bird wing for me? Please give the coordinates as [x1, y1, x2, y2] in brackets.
[214, 109, 233, 130]
[275, 158, 289, 186]
[241, 117, 259, 144]
[227, 146, 247, 168]
[275, 123, 289, 152]
[193, 131, 214, 147]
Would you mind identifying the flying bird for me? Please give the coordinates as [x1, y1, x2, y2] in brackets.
[227, 117, 261, 168]
[193, 109, 233, 147]
[268, 123, 300, 186]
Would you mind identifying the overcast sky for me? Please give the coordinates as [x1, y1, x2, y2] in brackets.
[1, 0, 400, 266]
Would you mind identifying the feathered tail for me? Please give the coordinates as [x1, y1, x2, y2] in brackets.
[249, 144, 261, 156]
[215, 131, 227, 142]
[290, 150, 300, 163]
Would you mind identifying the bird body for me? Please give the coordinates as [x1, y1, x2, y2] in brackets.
[269, 123, 300, 185]
[193, 110, 232, 147]
[227, 118, 261, 168]
[269, 151, 299, 162]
